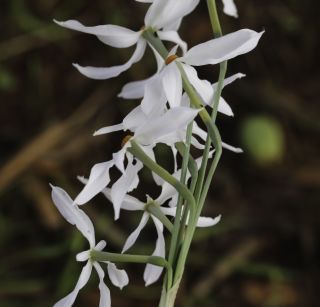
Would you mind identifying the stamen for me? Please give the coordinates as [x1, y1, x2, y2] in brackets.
[121, 134, 133, 148]
[165, 54, 178, 65]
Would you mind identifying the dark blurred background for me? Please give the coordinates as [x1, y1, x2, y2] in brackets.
[0, 0, 319, 306]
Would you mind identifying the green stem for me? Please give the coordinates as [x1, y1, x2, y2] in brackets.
[146, 201, 174, 233]
[206, 0, 223, 37]
[167, 123, 193, 277]
[128, 140, 196, 214]
[142, 30, 168, 58]
[91, 250, 168, 267]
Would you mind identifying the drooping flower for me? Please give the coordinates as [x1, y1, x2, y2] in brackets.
[78, 176, 221, 286]
[74, 100, 199, 219]
[53, 0, 202, 80]
[51, 185, 129, 307]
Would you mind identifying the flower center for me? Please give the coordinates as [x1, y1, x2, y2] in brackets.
[165, 54, 178, 65]
[121, 134, 133, 148]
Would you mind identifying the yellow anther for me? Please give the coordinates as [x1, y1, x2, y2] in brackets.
[165, 54, 178, 65]
[121, 135, 133, 148]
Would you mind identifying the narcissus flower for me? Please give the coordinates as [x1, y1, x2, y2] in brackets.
[51, 185, 129, 307]
[53, 0, 202, 80]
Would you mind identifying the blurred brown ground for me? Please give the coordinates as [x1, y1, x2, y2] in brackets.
[0, 0, 319, 306]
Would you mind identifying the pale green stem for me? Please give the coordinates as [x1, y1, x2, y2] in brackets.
[91, 250, 172, 286]
[128, 140, 196, 215]
[167, 122, 193, 278]
[146, 201, 174, 233]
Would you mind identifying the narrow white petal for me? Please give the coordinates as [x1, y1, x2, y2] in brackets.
[73, 39, 146, 80]
[93, 123, 124, 136]
[102, 187, 145, 211]
[213, 72, 246, 90]
[162, 64, 182, 108]
[51, 185, 95, 247]
[118, 75, 156, 99]
[95, 240, 107, 251]
[123, 106, 148, 131]
[142, 145, 165, 186]
[181, 63, 214, 104]
[222, 141, 243, 153]
[54, 20, 140, 48]
[93, 263, 111, 307]
[159, 206, 177, 217]
[111, 160, 143, 220]
[163, 19, 182, 31]
[112, 147, 128, 174]
[144, 217, 165, 286]
[149, 44, 166, 72]
[141, 76, 167, 116]
[107, 262, 129, 289]
[145, 0, 200, 29]
[196, 214, 222, 227]
[222, 0, 238, 18]
[54, 262, 92, 307]
[215, 96, 234, 116]
[75, 161, 113, 205]
[122, 212, 149, 253]
[135, 107, 199, 146]
[157, 30, 187, 55]
[181, 29, 264, 66]
[76, 250, 90, 262]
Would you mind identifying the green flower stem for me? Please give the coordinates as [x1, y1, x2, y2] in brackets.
[146, 201, 174, 233]
[91, 250, 168, 267]
[128, 140, 196, 215]
[206, 0, 223, 38]
[91, 250, 172, 284]
[196, 0, 227, 206]
[167, 122, 193, 281]
[142, 30, 168, 58]
[175, 142, 198, 181]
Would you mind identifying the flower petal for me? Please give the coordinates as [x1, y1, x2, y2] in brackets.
[101, 187, 145, 211]
[111, 160, 143, 220]
[181, 29, 264, 66]
[144, 216, 165, 286]
[73, 39, 147, 80]
[181, 63, 213, 103]
[107, 262, 129, 289]
[196, 214, 221, 227]
[157, 30, 187, 55]
[93, 123, 124, 136]
[162, 63, 182, 108]
[141, 76, 167, 116]
[222, 0, 238, 18]
[145, 0, 200, 30]
[51, 185, 95, 247]
[54, 20, 141, 48]
[123, 106, 148, 131]
[93, 262, 111, 307]
[222, 141, 243, 153]
[75, 161, 113, 205]
[213, 72, 246, 90]
[135, 107, 199, 146]
[122, 212, 149, 253]
[118, 75, 156, 99]
[54, 261, 92, 307]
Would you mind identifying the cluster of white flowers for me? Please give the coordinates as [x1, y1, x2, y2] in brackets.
[51, 1, 263, 306]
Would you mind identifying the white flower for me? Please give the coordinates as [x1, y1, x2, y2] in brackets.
[50, 185, 129, 307]
[119, 29, 263, 109]
[53, 0, 201, 80]
[85, 184, 221, 286]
